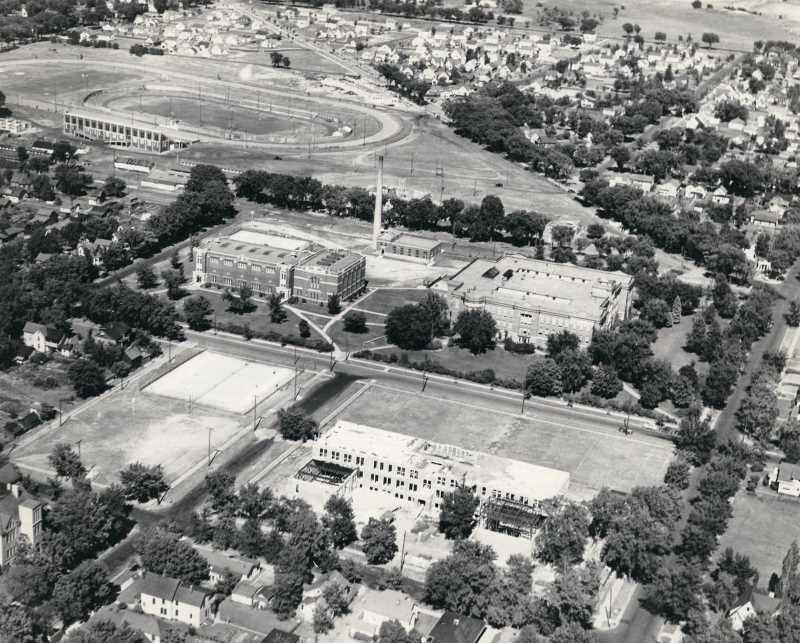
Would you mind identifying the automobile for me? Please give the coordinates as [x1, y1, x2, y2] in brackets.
[495, 182, 503, 187]
[273, 155, 282, 160]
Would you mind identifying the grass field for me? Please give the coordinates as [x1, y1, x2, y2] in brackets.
[340, 385, 673, 493]
[717, 491, 800, 582]
[178, 290, 317, 340]
[228, 47, 354, 76]
[145, 351, 295, 413]
[328, 320, 387, 351]
[0, 64, 147, 98]
[652, 315, 695, 372]
[356, 288, 430, 315]
[12, 376, 244, 485]
[395, 345, 532, 382]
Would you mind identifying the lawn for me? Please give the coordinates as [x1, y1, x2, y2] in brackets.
[716, 490, 800, 583]
[340, 385, 674, 494]
[328, 320, 387, 352]
[178, 289, 320, 340]
[651, 314, 696, 371]
[391, 345, 532, 382]
[356, 288, 430, 315]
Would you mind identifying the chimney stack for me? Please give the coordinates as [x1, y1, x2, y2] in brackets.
[373, 154, 384, 249]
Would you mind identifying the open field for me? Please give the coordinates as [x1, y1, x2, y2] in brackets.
[356, 288, 430, 315]
[12, 376, 244, 485]
[652, 315, 695, 372]
[328, 321, 387, 352]
[339, 384, 673, 493]
[177, 290, 317, 340]
[394, 345, 532, 382]
[717, 491, 800, 582]
[515, 0, 800, 51]
[0, 64, 148, 99]
[144, 351, 294, 413]
[227, 47, 353, 75]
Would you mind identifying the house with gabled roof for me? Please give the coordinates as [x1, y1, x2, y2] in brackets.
[139, 572, 212, 627]
[0, 483, 45, 566]
[22, 321, 64, 354]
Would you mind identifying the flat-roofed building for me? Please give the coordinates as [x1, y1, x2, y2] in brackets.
[63, 107, 193, 153]
[310, 420, 569, 514]
[434, 255, 633, 345]
[193, 230, 365, 301]
[193, 234, 304, 298]
[378, 232, 445, 265]
[294, 248, 366, 303]
[114, 157, 153, 174]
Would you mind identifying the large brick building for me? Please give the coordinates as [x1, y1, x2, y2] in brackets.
[193, 230, 366, 301]
[434, 255, 634, 345]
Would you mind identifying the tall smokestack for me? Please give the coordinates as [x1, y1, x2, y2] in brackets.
[373, 154, 383, 249]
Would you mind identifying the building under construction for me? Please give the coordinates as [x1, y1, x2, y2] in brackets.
[303, 421, 570, 538]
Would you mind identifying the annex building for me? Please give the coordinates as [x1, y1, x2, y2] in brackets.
[378, 232, 445, 265]
[298, 421, 569, 537]
[63, 107, 194, 153]
[434, 255, 634, 345]
[193, 229, 366, 301]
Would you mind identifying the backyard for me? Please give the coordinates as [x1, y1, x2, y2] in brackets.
[716, 490, 800, 583]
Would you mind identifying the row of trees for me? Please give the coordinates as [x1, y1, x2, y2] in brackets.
[233, 168, 552, 245]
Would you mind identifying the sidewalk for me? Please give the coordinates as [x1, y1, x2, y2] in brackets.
[593, 572, 638, 631]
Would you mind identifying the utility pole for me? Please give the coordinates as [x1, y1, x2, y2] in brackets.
[76, 439, 82, 459]
[207, 427, 213, 466]
[520, 363, 527, 413]
[253, 395, 257, 430]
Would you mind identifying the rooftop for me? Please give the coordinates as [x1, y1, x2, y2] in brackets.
[428, 611, 487, 643]
[201, 236, 306, 265]
[384, 232, 444, 250]
[778, 462, 800, 482]
[229, 229, 309, 251]
[298, 248, 363, 273]
[64, 105, 193, 141]
[319, 421, 570, 501]
[443, 255, 632, 321]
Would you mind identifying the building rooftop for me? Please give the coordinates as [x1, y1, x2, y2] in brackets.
[64, 105, 194, 141]
[201, 236, 306, 265]
[778, 462, 800, 482]
[229, 229, 309, 251]
[319, 421, 570, 501]
[352, 587, 416, 623]
[442, 255, 632, 321]
[428, 611, 487, 643]
[139, 573, 181, 600]
[298, 248, 363, 274]
[384, 232, 444, 250]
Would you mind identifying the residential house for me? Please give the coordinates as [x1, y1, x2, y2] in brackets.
[726, 588, 781, 632]
[139, 573, 212, 627]
[711, 185, 730, 206]
[91, 607, 166, 643]
[684, 183, 707, 201]
[299, 570, 355, 622]
[76, 237, 113, 267]
[654, 179, 681, 202]
[22, 321, 64, 354]
[428, 611, 487, 643]
[776, 462, 800, 497]
[750, 209, 783, 228]
[348, 587, 437, 638]
[194, 545, 260, 585]
[0, 483, 45, 566]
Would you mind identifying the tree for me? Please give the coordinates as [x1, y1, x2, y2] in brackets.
[558, 350, 593, 393]
[361, 518, 397, 564]
[610, 144, 631, 171]
[277, 408, 318, 441]
[237, 483, 273, 521]
[675, 405, 717, 464]
[547, 330, 581, 358]
[343, 311, 368, 333]
[418, 291, 451, 336]
[68, 358, 106, 397]
[298, 319, 311, 338]
[183, 295, 213, 331]
[664, 458, 691, 489]
[786, 301, 800, 327]
[223, 286, 254, 315]
[119, 462, 168, 503]
[453, 309, 497, 354]
[550, 623, 598, 643]
[238, 518, 267, 558]
[425, 540, 497, 617]
[136, 264, 157, 289]
[322, 495, 357, 549]
[136, 529, 209, 584]
[268, 293, 287, 323]
[736, 370, 779, 441]
[313, 601, 334, 634]
[439, 485, 480, 540]
[205, 470, 237, 514]
[103, 176, 126, 198]
[701, 32, 720, 48]
[526, 357, 563, 397]
[66, 619, 149, 643]
[49, 443, 87, 480]
[536, 501, 589, 566]
[5, 563, 53, 608]
[322, 581, 350, 616]
[377, 620, 417, 643]
[0, 602, 44, 643]
[55, 164, 92, 197]
[52, 560, 115, 624]
[644, 563, 703, 622]
[327, 294, 341, 314]
[547, 564, 602, 629]
[591, 365, 623, 398]
[385, 304, 433, 350]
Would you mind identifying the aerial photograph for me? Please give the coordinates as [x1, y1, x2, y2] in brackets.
[1, 0, 800, 641]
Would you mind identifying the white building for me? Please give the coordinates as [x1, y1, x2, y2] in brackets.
[139, 573, 211, 627]
[306, 421, 569, 514]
